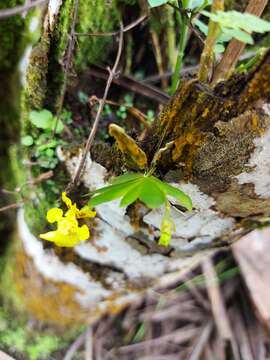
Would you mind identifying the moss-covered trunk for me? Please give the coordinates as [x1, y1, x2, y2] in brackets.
[0, 0, 26, 240]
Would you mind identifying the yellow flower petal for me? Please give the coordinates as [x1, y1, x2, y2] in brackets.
[77, 224, 90, 241]
[57, 216, 78, 233]
[46, 208, 63, 223]
[41, 192, 94, 248]
[62, 192, 73, 209]
[54, 234, 80, 247]
[77, 206, 96, 219]
[40, 230, 59, 242]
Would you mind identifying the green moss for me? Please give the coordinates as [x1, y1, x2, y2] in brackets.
[55, 0, 75, 59]
[0, 0, 26, 71]
[0, 241, 24, 311]
[75, 0, 120, 68]
[0, 305, 81, 360]
[0, 1, 28, 236]
[27, 336, 61, 360]
[0, 242, 83, 359]
[23, 38, 50, 113]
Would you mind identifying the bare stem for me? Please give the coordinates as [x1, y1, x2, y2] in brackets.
[198, 0, 224, 83]
[0, 0, 47, 19]
[211, 0, 268, 85]
[75, 14, 148, 37]
[68, 23, 124, 191]
[170, 0, 190, 94]
[0, 203, 21, 213]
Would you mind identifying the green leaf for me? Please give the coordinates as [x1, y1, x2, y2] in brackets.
[151, 177, 192, 211]
[46, 149, 55, 158]
[89, 180, 142, 207]
[30, 110, 53, 130]
[120, 182, 143, 207]
[195, 18, 208, 36]
[54, 118, 64, 134]
[89, 173, 192, 211]
[147, 0, 168, 7]
[189, 0, 211, 10]
[214, 44, 225, 54]
[195, 19, 231, 53]
[29, 110, 64, 133]
[21, 135, 34, 146]
[202, 11, 270, 44]
[111, 172, 142, 185]
[222, 28, 253, 45]
[87, 173, 193, 247]
[139, 178, 166, 208]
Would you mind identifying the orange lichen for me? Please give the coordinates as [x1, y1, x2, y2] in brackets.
[14, 251, 89, 326]
[13, 247, 142, 327]
[240, 60, 270, 110]
[172, 127, 204, 174]
[202, 108, 210, 118]
[109, 123, 147, 170]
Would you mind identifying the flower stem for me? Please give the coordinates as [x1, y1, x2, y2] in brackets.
[170, 0, 190, 95]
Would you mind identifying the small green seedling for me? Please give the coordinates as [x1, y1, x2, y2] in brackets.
[88, 172, 192, 247]
[29, 109, 64, 133]
[21, 109, 67, 169]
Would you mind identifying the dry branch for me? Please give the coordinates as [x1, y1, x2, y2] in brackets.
[75, 14, 148, 37]
[0, 0, 47, 19]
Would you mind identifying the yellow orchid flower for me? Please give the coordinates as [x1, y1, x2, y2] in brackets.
[62, 192, 96, 219]
[40, 192, 96, 247]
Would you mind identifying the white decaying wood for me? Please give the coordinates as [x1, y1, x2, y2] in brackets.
[48, 0, 63, 30]
[19, 129, 270, 311]
[235, 128, 270, 199]
[17, 146, 237, 311]
[19, 126, 270, 312]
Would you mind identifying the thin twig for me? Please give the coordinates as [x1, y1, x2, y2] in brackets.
[170, 1, 190, 94]
[52, 0, 80, 135]
[0, 203, 21, 213]
[188, 321, 214, 360]
[89, 96, 150, 129]
[75, 14, 148, 37]
[202, 259, 232, 340]
[85, 326, 93, 360]
[150, 30, 168, 90]
[15, 170, 53, 193]
[0, 0, 47, 19]
[202, 258, 241, 360]
[211, 0, 268, 85]
[69, 22, 124, 191]
[88, 65, 170, 104]
[64, 332, 86, 360]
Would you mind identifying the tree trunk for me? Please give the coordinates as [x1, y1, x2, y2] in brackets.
[0, 0, 26, 240]
[4, 0, 270, 331]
